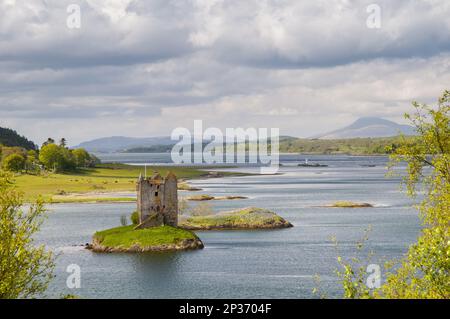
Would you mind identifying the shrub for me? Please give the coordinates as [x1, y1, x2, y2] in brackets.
[130, 211, 139, 225]
[2, 153, 26, 172]
[0, 171, 55, 298]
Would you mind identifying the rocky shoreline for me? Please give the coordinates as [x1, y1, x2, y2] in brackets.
[89, 225, 204, 253]
[89, 237, 204, 253]
[181, 222, 293, 231]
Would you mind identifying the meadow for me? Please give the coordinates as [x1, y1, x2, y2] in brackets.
[14, 163, 211, 202]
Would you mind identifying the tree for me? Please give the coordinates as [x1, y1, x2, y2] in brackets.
[0, 171, 55, 298]
[381, 90, 449, 298]
[335, 90, 449, 299]
[42, 138, 55, 147]
[39, 144, 63, 172]
[60, 147, 76, 171]
[72, 148, 91, 167]
[59, 138, 67, 148]
[2, 153, 26, 172]
[25, 150, 41, 174]
[39, 144, 96, 172]
[0, 127, 37, 150]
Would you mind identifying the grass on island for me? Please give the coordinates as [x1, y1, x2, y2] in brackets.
[328, 201, 373, 208]
[186, 194, 216, 201]
[12, 163, 239, 202]
[93, 225, 198, 249]
[180, 207, 292, 230]
[177, 182, 203, 191]
[185, 194, 248, 201]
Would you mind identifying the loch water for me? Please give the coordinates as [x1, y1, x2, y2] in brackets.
[36, 154, 421, 298]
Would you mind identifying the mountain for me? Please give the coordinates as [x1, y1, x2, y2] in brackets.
[0, 126, 37, 150]
[74, 136, 175, 153]
[312, 117, 416, 139]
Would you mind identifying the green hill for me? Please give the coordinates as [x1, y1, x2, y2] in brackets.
[0, 127, 37, 150]
[279, 136, 411, 155]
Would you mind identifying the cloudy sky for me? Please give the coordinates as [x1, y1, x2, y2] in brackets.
[1, 0, 449, 145]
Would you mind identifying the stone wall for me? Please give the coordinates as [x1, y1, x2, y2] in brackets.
[136, 172, 178, 228]
[163, 173, 178, 227]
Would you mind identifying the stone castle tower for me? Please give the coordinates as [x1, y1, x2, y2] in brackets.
[135, 172, 178, 229]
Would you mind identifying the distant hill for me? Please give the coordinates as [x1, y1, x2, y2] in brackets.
[74, 136, 175, 153]
[0, 127, 37, 150]
[312, 117, 416, 139]
[279, 136, 411, 155]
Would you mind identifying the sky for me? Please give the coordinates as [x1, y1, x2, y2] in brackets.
[0, 0, 449, 146]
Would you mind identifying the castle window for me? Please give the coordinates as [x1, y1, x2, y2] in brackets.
[155, 191, 158, 196]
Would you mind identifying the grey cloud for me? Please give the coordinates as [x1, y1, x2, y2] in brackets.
[0, 101, 161, 119]
[1, 0, 449, 143]
[2, 1, 450, 70]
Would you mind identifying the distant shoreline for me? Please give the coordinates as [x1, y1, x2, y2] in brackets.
[16, 163, 247, 204]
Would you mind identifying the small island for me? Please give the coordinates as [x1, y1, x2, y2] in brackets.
[91, 173, 293, 252]
[179, 207, 293, 230]
[185, 194, 248, 201]
[91, 172, 204, 253]
[325, 201, 374, 208]
[177, 181, 203, 191]
[90, 225, 203, 252]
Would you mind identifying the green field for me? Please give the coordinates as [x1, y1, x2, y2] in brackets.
[14, 163, 212, 202]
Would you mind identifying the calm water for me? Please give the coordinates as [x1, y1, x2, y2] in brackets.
[35, 154, 421, 299]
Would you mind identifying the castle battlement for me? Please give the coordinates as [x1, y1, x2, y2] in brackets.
[135, 172, 178, 229]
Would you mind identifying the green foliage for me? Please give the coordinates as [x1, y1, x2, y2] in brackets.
[331, 228, 376, 299]
[0, 171, 55, 298]
[93, 225, 197, 249]
[336, 90, 450, 299]
[72, 148, 97, 168]
[0, 146, 27, 162]
[0, 147, 42, 174]
[39, 144, 64, 171]
[278, 136, 412, 155]
[0, 127, 36, 150]
[329, 201, 372, 208]
[24, 150, 41, 174]
[39, 142, 96, 172]
[130, 211, 139, 225]
[2, 153, 26, 172]
[381, 90, 450, 299]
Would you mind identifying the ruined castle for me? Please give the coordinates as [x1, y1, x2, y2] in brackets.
[135, 172, 178, 229]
